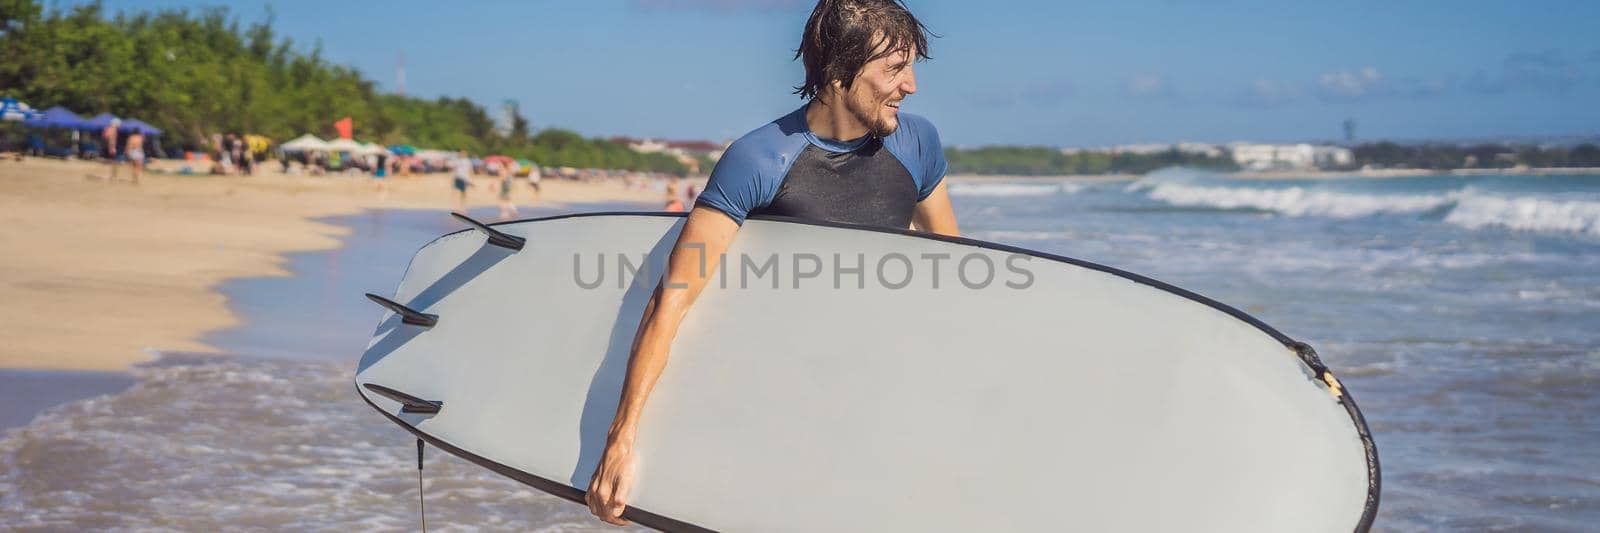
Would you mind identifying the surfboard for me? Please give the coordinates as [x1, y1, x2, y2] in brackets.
[356, 212, 1379, 532]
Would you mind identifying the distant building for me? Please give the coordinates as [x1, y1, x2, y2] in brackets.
[1175, 142, 1224, 158]
[496, 100, 520, 137]
[611, 136, 729, 173]
[1229, 143, 1352, 170]
[1314, 145, 1354, 168]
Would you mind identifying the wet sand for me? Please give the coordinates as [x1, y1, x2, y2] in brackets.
[0, 157, 664, 372]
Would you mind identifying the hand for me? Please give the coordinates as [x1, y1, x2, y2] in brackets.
[586, 438, 637, 525]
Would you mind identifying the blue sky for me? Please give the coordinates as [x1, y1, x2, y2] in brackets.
[76, 0, 1600, 147]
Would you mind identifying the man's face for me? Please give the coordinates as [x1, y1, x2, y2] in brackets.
[841, 45, 918, 138]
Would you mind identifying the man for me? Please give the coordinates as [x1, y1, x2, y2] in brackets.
[125, 129, 145, 184]
[102, 119, 120, 179]
[585, 0, 955, 525]
[452, 150, 474, 212]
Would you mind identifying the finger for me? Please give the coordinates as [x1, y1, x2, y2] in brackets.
[614, 469, 636, 512]
[587, 477, 609, 516]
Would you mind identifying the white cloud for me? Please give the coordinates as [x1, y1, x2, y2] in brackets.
[1317, 67, 1384, 98]
[1122, 73, 1174, 99]
[1240, 78, 1304, 106]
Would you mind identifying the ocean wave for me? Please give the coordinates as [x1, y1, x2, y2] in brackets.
[1142, 182, 1600, 237]
[949, 182, 1085, 197]
[0, 355, 646, 531]
[1443, 194, 1600, 236]
[1145, 182, 1459, 218]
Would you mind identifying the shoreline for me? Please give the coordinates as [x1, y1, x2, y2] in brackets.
[0, 157, 666, 372]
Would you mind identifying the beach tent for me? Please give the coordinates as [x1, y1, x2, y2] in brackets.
[324, 137, 364, 153]
[280, 134, 330, 152]
[355, 142, 391, 156]
[81, 113, 121, 130]
[23, 106, 86, 129]
[0, 97, 42, 121]
[119, 119, 163, 136]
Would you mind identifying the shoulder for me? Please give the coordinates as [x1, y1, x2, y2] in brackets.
[886, 112, 941, 148]
[717, 110, 810, 175]
[883, 112, 949, 199]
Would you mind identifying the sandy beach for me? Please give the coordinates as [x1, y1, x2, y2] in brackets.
[0, 157, 664, 371]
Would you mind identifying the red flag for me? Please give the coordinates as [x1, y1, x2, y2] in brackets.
[334, 117, 353, 139]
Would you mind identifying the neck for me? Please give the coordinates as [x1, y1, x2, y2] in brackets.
[805, 95, 868, 142]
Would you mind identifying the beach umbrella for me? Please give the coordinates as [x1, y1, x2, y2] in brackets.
[119, 118, 164, 136]
[23, 106, 86, 129]
[0, 97, 41, 121]
[355, 142, 391, 156]
[483, 155, 515, 167]
[388, 144, 416, 156]
[81, 112, 122, 130]
[281, 134, 330, 152]
[324, 137, 364, 153]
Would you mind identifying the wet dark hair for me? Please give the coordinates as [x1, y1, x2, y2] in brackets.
[793, 0, 933, 100]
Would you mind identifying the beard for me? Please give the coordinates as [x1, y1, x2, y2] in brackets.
[844, 88, 899, 138]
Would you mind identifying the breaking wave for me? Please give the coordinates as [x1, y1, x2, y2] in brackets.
[1444, 194, 1600, 236]
[1141, 181, 1600, 236]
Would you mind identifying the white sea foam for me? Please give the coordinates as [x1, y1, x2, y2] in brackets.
[1143, 181, 1600, 237]
[1145, 182, 1459, 218]
[0, 355, 647, 531]
[948, 182, 1084, 197]
[1443, 194, 1600, 236]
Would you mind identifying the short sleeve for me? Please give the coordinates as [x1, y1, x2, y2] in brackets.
[693, 140, 776, 225]
[884, 113, 948, 201]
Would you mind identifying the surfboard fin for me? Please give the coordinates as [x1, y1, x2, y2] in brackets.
[365, 293, 439, 328]
[363, 383, 443, 414]
[451, 212, 526, 251]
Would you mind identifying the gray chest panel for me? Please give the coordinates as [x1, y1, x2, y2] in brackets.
[754, 142, 918, 229]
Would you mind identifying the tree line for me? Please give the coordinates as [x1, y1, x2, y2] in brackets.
[945, 142, 1600, 176]
[944, 145, 1237, 176]
[0, 1, 692, 175]
[1350, 142, 1600, 171]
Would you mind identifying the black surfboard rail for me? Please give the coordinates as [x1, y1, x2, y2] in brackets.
[354, 388, 714, 532]
[369, 211, 1380, 533]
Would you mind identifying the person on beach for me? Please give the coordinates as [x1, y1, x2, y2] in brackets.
[525, 162, 542, 199]
[452, 150, 474, 212]
[663, 175, 685, 212]
[125, 130, 145, 184]
[219, 133, 234, 173]
[102, 119, 120, 179]
[498, 160, 520, 219]
[373, 152, 389, 200]
[585, 0, 955, 525]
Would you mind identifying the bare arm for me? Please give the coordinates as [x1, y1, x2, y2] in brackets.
[911, 179, 960, 236]
[587, 205, 740, 525]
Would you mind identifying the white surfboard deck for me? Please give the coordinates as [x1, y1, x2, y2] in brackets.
[356, 212, 1379, 532]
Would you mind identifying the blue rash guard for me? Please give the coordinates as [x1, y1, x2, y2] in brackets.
[694, 106, 948, 229]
